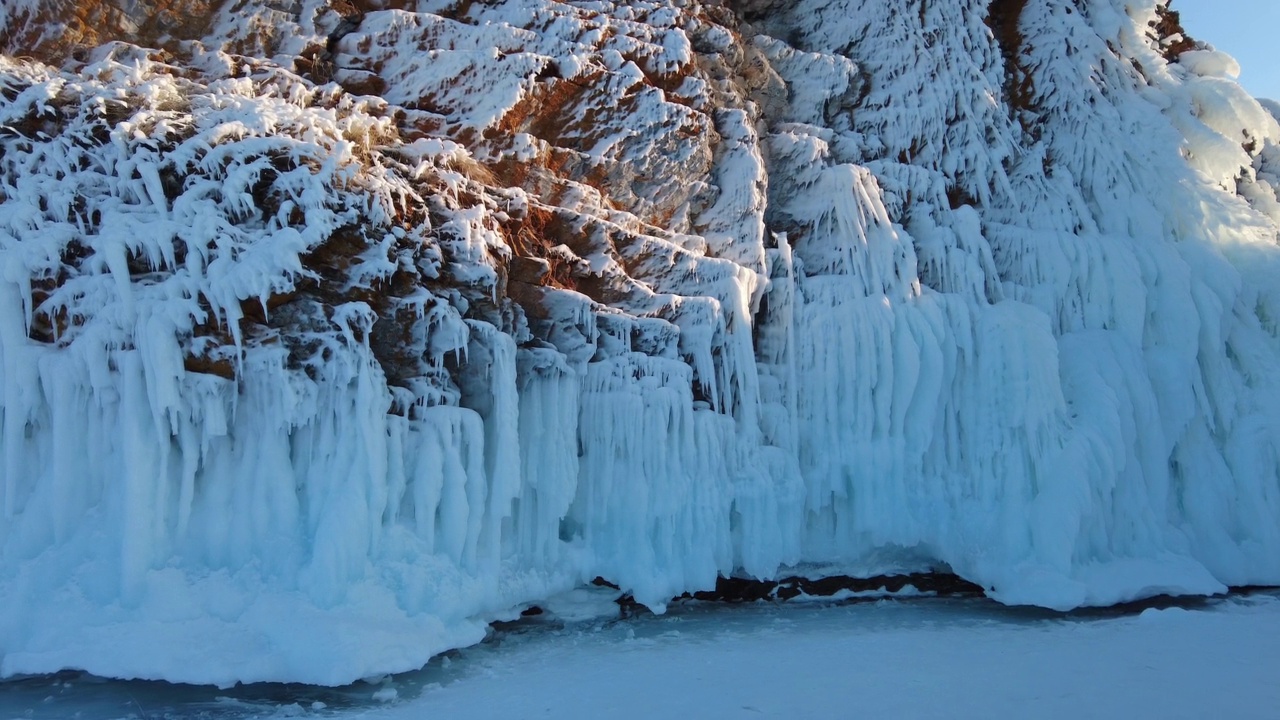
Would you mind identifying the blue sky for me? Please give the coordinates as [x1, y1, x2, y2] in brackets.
[1175, 0, 1280, 99]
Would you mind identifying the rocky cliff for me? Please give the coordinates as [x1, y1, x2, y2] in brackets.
[2, 0, 1280, 686]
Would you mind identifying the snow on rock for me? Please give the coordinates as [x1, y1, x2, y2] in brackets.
[1, 0, 1279, 685]
[1179, 49, 1242, 80]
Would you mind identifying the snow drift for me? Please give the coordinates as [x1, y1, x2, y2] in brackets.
[1, 0, 1279, 685]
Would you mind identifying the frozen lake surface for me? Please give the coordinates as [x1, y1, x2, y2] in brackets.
[4, 591, 1279, 719]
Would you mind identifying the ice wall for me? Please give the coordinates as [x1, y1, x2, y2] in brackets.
[1, 0, 1279, 685]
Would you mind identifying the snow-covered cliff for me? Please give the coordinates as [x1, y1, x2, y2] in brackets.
[2, 0, 1279, 686]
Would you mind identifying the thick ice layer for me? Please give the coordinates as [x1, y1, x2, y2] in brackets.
[1, 0, 1280, 686]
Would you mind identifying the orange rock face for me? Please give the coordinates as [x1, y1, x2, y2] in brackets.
[2, 0, 223, 63]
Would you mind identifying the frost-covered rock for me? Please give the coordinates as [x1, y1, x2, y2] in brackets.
[1, 0, 1279, 686]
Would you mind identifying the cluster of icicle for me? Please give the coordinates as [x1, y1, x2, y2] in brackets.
[2, 0, 1280, 686]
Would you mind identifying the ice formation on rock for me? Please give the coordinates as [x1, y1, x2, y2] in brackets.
[1, 0, 1279, 686]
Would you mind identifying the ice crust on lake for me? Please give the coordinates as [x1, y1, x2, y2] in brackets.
[351, 594, 1280, 720]
[7, 593, 1280, 719]
[1, 0, 1280, 686]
